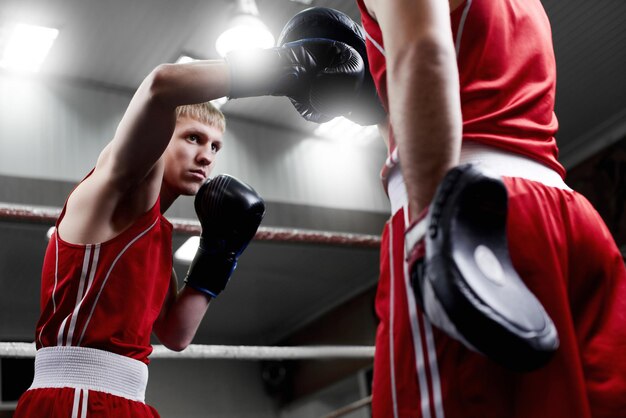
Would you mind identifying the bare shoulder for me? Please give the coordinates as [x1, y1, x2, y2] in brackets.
[58, 145, 163, 245]
[363, 0, 467, 18]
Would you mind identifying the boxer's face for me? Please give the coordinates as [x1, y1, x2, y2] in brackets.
[162, 116, 223, 196]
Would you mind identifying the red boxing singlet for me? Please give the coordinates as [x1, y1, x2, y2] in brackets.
[357, 0, 565, 182]
[35, 196, 173, 364]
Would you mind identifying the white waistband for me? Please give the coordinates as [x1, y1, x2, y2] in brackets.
[459, 142, 570, 190]
[387, 165, 409, 216]
[388, 143, 571, 215]
[29, 346, 148, 403]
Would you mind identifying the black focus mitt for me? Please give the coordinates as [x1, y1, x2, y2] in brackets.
[405, 164, 559, 371]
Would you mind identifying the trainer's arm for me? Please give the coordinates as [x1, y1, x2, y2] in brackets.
[364, 0, 463, 219]
[153, 269, 210, 352]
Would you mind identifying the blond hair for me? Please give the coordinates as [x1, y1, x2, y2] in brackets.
[175, 101, 226, 132]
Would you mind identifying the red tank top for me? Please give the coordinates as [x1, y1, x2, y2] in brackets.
[356, 0, 565, 181]
[35, 193, 173, 364]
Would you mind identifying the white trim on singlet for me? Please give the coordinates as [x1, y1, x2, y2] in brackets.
[65, 244, 100, 346]
[455, 0, 473, 56]
[52, 233, 59, 313]
[388, 227, 400, 418]
[56, 317, 69, 347]
[56, 245, 92, 346]
[77, 218, 158, 346]
[364, 29, 386, 57]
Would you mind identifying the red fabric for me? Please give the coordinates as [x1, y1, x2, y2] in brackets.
[374, 209, 424, 418]
[14, 387, 160, 418]
[15, 184, 173, 416]
[35, 194, 172, 364]
[373, 177, 626, 417]
[356, 0, 565, 182]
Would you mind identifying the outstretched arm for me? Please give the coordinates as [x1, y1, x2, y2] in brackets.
[59, 61, 230, 244]
[107, 61, 230, 188]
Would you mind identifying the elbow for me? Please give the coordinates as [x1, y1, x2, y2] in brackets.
[164, 341, 189, 353]
[160, 334, 192, 352]
[145, 64, 178, 106]
[154, 321, 193, 352]
[162, 329, 194, 352]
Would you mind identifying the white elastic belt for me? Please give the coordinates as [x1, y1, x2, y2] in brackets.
[459, 142, 571, 190]
[388, 142, 571, 215]
[387, 165, 409, 216]
[29, 346, 149, 403]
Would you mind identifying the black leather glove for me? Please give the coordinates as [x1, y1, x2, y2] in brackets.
[227, 39, 365, 123]
[184, 174, 265, 298]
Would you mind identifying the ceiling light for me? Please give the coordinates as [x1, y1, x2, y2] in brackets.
[315, 117, 379, 143]
[175, 54, 197, 64]
[211, 96, 228, 109]
[174, 236, 200, 264]
[0, 23, 59, 72]
[215, 0, 275, 57]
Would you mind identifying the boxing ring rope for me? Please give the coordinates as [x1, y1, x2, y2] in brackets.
[0, 202, 379, 361]
[0, 342, 375, 360]
[0, 203, 381, 248]
[0, 202, 377, 415]
[323, 395, 373, 418]
[0, 342, 375, 415]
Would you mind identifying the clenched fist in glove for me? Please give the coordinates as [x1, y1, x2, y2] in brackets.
[184, 174, 265, 298]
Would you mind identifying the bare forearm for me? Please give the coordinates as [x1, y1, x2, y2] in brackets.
[388, 38, 462, 217]
[154, 285, 211, 351]
[149, 61, 230, 108]
[369, 0, 462, 218]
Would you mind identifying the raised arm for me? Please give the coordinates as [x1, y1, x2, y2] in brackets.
[106, 61, 230, 187]
[58, 61, 230, 244]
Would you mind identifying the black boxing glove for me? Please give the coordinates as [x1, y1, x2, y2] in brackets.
[226, 39, 365, 123]
[184, 174, 265, 298]
[277, 7, 386, 126]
